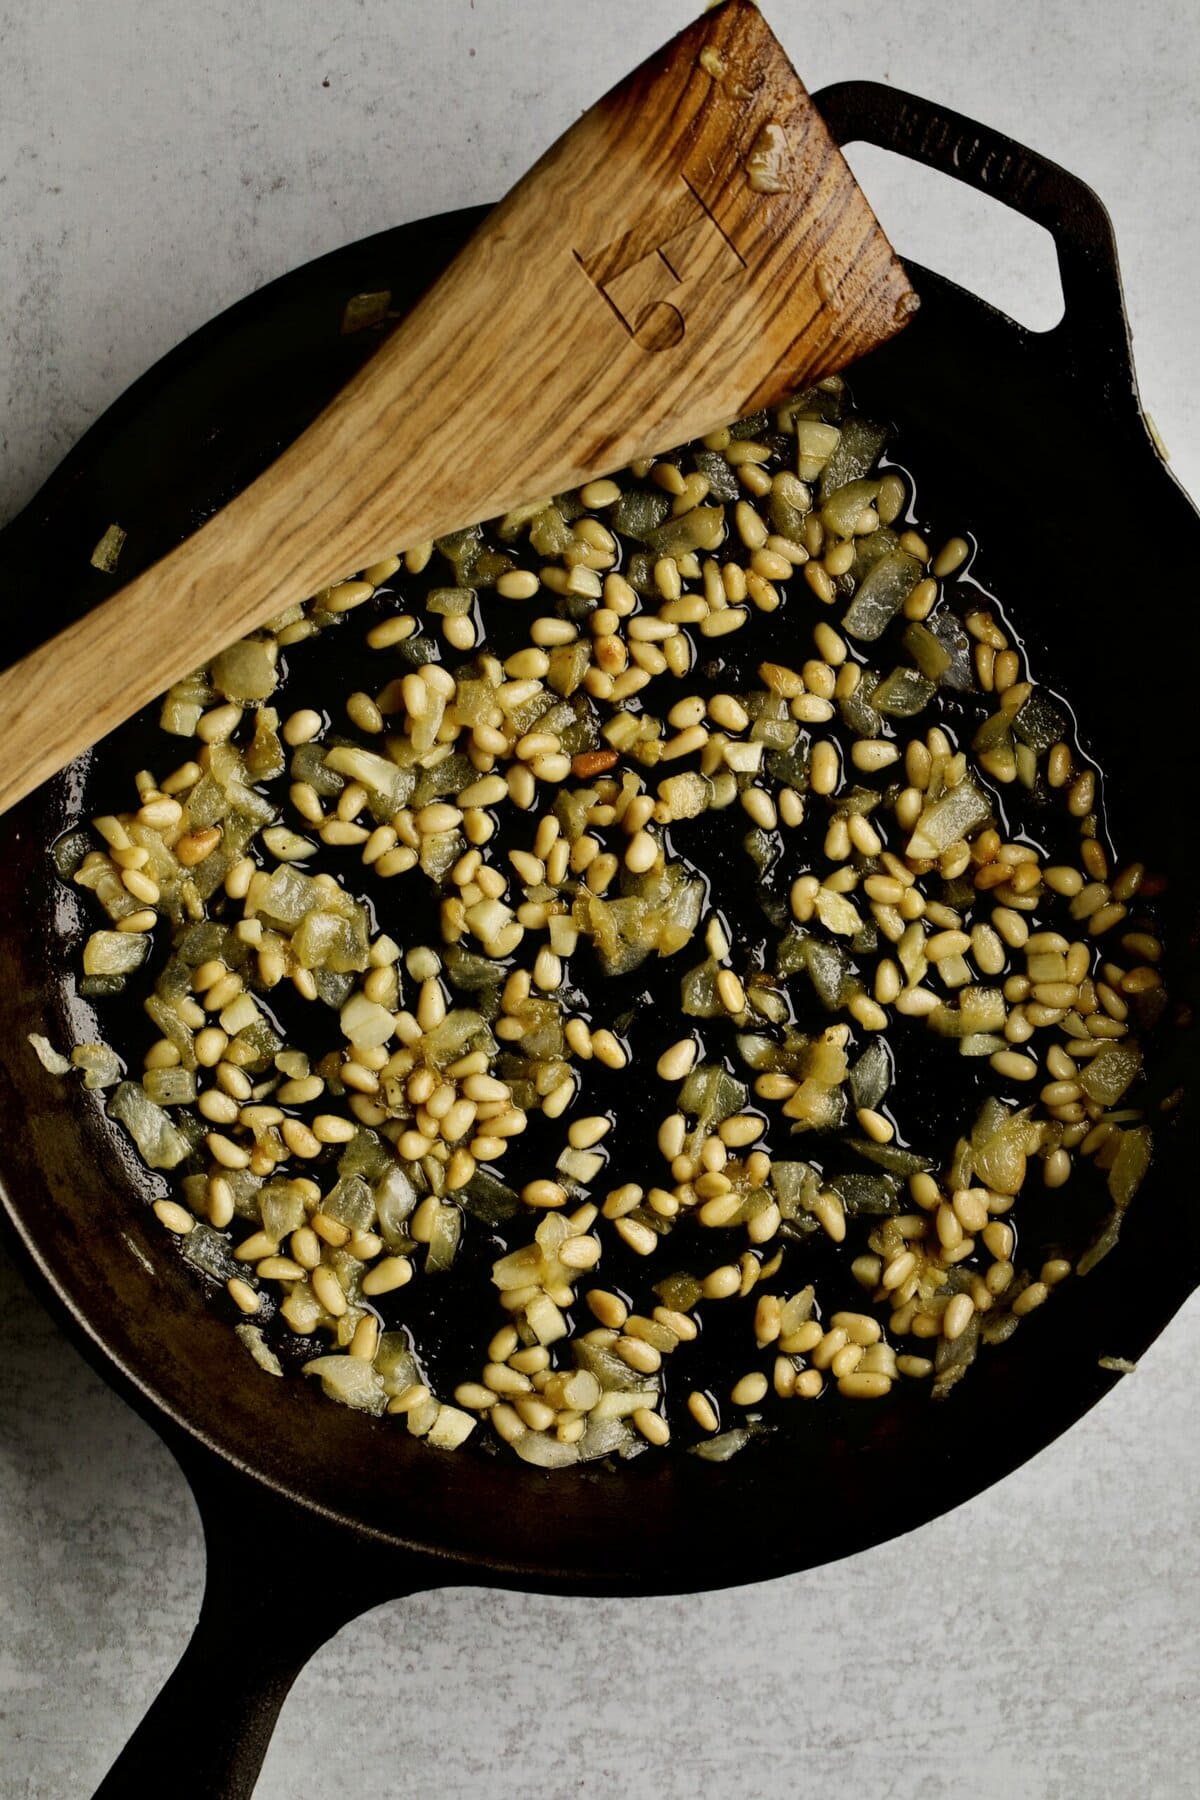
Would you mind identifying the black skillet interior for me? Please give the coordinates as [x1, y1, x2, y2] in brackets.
[1, 82, 1198, 1615]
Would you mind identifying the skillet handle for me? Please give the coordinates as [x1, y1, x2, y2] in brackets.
[813, 80, 1141, 424]
[92, 1442, 432, 1800]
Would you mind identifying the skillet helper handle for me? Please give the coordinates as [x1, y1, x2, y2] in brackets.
[93, 1446, 429, 1800]
[813, 80, 1141, 425]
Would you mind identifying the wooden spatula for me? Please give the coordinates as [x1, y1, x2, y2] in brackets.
[0, 0, 915, 815]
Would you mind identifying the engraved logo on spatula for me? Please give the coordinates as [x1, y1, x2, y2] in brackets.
[577, 181, 745, 351]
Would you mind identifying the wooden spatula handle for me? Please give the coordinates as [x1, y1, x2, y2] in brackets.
[0, 0, 914, 814]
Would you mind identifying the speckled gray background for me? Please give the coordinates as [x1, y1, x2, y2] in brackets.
[2, 3, 1199, 1796]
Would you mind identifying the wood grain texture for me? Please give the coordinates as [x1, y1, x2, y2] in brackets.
[0, 0, 914, 814]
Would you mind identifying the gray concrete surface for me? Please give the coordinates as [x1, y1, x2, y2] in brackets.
[2, 2, 1198, 1796]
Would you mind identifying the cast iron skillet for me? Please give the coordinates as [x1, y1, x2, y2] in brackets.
[1, 83, 1197, 1799]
